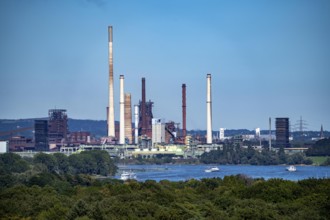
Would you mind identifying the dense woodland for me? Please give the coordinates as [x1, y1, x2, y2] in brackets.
[306, 138, 330, 156]
[1, 151, 330, 219]
[200, 144, 314, 165]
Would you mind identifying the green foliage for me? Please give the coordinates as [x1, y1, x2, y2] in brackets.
[69, 150, 117, 176]
[53, 153, 70, 173]
[321, 157, 330, 166]
[308, 156, 329, 165]
[306, 138, 330, 156]
[0, 151, 328, 219]
[0, 152, 29, 174]
[201, 144, 311, 165]
[0, 176, 329, 219]
[33, 153, 58, 172]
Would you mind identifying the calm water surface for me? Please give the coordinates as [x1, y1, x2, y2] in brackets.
[116, 164, 330, 182]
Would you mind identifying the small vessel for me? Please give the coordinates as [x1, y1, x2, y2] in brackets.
[120, 171, 137, 181]
[286, 165, 297, 172]
[205, 167, 220, 173]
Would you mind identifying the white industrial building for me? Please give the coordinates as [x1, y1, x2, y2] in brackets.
[152, 118, 165, 146]
[0, 141, 8, 153]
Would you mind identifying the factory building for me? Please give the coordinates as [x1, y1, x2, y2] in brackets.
[69, 131, 91, 145]
[219, 128, 225, 140]
[276, 118, 290, 148]
[34, 120, 49, 151]
[138, 78, 153, 139]
[165, 121, 176, 144]
[48, 109, 68, 146]
[152, 118, 165, 146]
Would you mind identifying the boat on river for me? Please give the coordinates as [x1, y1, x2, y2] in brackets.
[286, 165, 297, 172]
[205, 167, 220, 173]
[120, 171, 137, 180]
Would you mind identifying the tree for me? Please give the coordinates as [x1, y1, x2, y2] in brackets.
[53, 153, 69, 174]
[0, 153, 29, 174]
[278, 146, 286, 164]
[33, 153, 57, 172]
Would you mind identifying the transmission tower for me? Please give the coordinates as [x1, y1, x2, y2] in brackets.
[293, 116, 308, 140]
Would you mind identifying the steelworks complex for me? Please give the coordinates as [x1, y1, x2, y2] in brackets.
[1, 26, 323, 158]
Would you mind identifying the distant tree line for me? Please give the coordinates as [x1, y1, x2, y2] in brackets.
[306, 138, 330, 156]
[0, 151, 117, 189]
[200, 144, 313, 165]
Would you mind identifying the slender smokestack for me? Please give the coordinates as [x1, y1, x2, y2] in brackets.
[182, 84, 186, 138]
[119, 75, 125, 144]
[134, 105, 139, 144]
[124, 93, 132, 144]
[269, 117, 272, 150]
[107, 26, 115, 137]
[206, 74, 212, 144]
[141, 77, 146, 136]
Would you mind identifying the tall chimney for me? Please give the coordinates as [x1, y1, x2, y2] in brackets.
[107, 26, 115, 137]
[182, 84, 187, 138]
[124, 93, 132, 144]
[119, 75, 125, 144]
[206, 74, 212, 144]
[269, 117, 272, 150]
[141, 77, 146, 136]
[134, 105, 139, 144]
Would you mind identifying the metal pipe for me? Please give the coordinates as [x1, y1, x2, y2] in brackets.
[119, 75, 125, 144]
[107, 26, 115, 137]
[206, 74, 212, 144]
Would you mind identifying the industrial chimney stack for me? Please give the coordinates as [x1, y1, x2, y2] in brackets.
[206, 74, 212, 144]
[119, 75, 125, 144]
[269, 117, 272, 150]
[182, 84, 186, 138]
[134, 105, 139, 144]
[124, 93, 132, 144]
[141, 77, 146, 136]
[107, 26, 115, 137]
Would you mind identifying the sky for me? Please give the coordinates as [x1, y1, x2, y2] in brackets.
[0, 0, 329, 131]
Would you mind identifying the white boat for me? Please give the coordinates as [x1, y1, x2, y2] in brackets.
[120, 171, 137, 180]
[286, 165, 297, 172]
[205, 167, 220, 173]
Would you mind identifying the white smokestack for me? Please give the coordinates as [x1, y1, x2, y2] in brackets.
[108, 26, 115, 137]
[206, 74, 212, 144]
[119, 75, 125, 144]
[134, 105, 139, 144]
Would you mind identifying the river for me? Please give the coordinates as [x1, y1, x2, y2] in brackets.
[116, 164, 330, 182]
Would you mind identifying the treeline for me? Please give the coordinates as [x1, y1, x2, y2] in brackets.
[201, 145, 313, 165]
[306, 138, 330, 156]
[0, 151, 117, 189]
[0, 174, 329, 219]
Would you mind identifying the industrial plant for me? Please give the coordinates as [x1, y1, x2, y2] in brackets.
[0, 26, 327, 158]
[84, 25, 222, 158]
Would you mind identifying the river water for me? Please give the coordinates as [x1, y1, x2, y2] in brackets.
[116, 164, 330, 182]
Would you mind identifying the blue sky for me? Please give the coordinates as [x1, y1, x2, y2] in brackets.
[0, 0, 329, 131]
